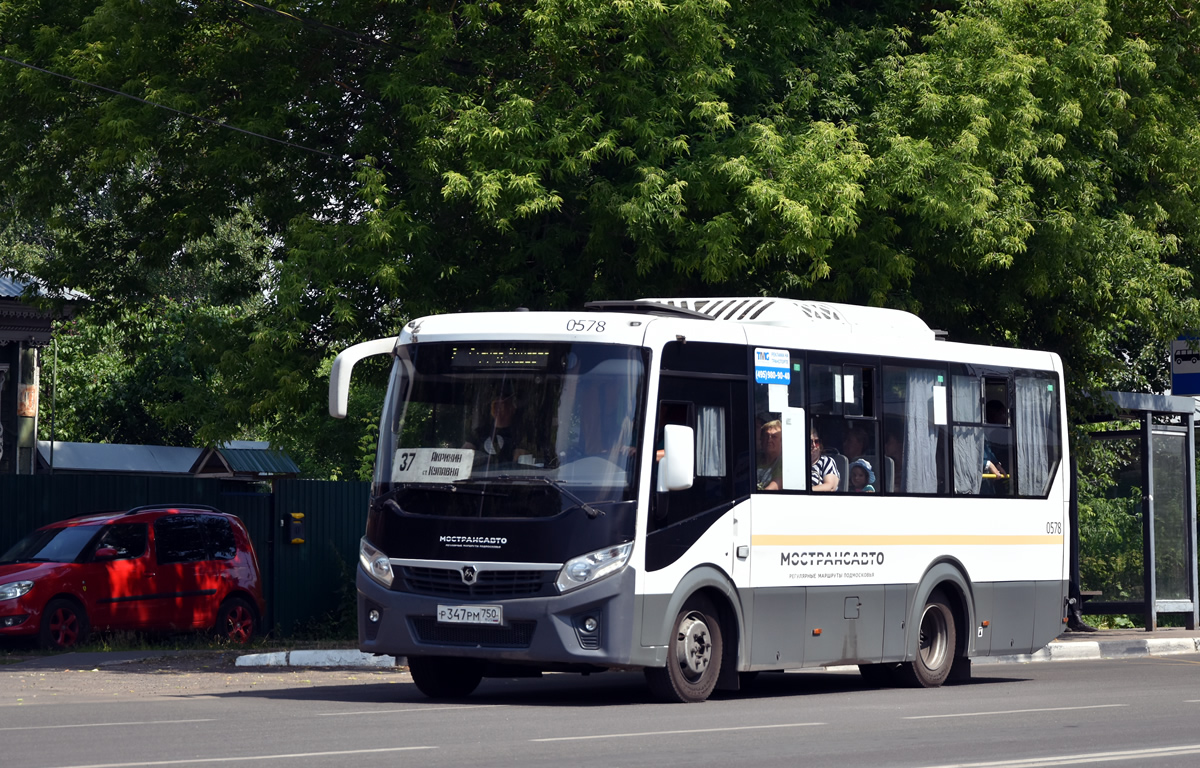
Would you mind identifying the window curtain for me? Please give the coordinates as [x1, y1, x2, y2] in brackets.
[904, 368, 941, 493]
[1016, 376, 1056, 496]
[952, 375, 984, 495]
[695, 405, 726, 477]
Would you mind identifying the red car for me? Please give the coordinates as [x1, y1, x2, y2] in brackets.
[0, 505, 265, 650]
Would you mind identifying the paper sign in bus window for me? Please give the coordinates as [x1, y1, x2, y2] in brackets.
[392, 448, 475, 483]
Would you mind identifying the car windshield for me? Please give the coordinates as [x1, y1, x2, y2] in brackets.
[374, 341, 648, 517]
[0, 525, 102, 564]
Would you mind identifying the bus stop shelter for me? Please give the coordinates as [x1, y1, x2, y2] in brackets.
[1073, 392, 1198, 631]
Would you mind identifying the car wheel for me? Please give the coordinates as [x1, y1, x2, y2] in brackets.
[898, 589, 956, 688]
[213, 597, 257, 644]
[644, 594, 723, 703]
[40, 598, 90, 650]
[408, 656, 485, 699]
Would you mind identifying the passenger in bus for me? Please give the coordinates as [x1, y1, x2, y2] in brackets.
[883, 431, 904, 492]
[810, 429, 840, 492]
[463, 387, 529, 465]
[842, 426, 869, 462]
[982, 400, 1008, 493]
[848, 458, 876, 493]
[756, 420, 783, 491]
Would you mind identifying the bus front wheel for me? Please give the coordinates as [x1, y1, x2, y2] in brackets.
[408, 656, 484, 699]
[900, 589, 956, 688]
[645, 594, 723, 703]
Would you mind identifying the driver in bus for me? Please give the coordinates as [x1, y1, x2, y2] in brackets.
[463, 385, 529, 465]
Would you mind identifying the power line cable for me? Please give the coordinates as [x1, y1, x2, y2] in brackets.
[0, 54, 343, 160]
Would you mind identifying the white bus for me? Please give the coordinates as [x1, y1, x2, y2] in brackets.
[329, 298, 1068, 703]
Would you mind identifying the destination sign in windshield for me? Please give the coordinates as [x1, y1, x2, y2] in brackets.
[450, 346, 552, 369]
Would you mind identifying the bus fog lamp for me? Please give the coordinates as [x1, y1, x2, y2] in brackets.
[556, 542, 633, 593]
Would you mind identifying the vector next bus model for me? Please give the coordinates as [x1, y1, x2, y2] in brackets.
[329, 298, 1069, 703]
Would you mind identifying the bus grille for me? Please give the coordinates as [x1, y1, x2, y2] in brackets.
[400, 566, 553, 599]
[410, 617, 536, 648]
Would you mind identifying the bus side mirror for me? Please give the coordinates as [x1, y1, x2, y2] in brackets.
[657, 424, 695, 492]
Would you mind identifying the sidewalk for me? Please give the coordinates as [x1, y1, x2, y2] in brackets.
[231, 627, 1200, 669]
[979, 625, 1200, 666]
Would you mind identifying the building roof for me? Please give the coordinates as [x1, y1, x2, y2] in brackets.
[37, 442, 202, 475]
[194, 441, 301, 477]
[0, 272, 89, 301]
[1, 273, 86, 344]
[37, 440, 300, 478]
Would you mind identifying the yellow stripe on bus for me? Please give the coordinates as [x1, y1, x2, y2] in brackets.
[750, 535, 1061, 547]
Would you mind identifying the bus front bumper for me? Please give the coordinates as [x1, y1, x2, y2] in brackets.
[356, 565, 643, 668]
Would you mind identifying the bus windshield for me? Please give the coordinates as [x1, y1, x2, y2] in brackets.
[374, 341, 648, 517]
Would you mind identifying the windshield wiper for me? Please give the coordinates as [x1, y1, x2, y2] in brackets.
[377, 483, 503, 502]
[490, 475, 606, 519]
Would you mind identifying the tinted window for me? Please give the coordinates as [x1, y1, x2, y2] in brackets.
[95, 523, 148, 560]
[154, 515, 208, 564]
[651, 376, 750, 530]
[202, 516, 238, 560]
[660, 341, 747, 375]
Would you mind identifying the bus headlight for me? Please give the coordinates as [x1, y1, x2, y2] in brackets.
[556, 542, 633, 594]
[359, 538, 394, 589]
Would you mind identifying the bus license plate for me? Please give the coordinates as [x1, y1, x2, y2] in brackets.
[437, 604, 503, 625]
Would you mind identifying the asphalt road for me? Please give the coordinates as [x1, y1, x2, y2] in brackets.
[4, 654, 1200, 768]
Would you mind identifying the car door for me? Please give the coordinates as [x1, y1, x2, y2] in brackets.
[87, 522, 152, 630]
[151, 515, 212, 630]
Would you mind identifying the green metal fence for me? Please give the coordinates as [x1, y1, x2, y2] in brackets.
[0, 475, 369, 637]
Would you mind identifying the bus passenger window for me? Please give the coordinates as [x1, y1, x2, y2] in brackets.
[757, 419, 783, 491]
[1015, 374, 1061, 496]
[882, 365, 947, 495]
[952, 375, 1013, 496]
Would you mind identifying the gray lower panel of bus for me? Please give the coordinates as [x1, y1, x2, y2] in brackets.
[359, 566, 1065, 672]
[640, 579, 1068, 671]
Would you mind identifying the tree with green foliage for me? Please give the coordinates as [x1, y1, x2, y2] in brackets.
[3, 0, 1199, 477]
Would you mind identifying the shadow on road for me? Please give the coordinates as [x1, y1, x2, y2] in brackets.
[192, 666, 1030, 708]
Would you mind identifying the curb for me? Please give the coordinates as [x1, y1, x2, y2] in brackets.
[980, 637, 1200, 665]
[234, 650, 399, 668]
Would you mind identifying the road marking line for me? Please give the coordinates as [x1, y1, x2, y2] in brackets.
[44, 746, 437, 768]
[918, 743, 1200, 767]
[317, 704, 503, 716]
[904, 704, 1126, 720]
[0, 719, 215, 732]
[532, 722, 824, 742]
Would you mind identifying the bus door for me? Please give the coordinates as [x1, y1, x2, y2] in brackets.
[645, 372, 751, 576]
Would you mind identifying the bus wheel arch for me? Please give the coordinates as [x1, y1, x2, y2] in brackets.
[645, 592, 725, 702]
[645, 568, 745, 702]
[904, 561, 975, 687]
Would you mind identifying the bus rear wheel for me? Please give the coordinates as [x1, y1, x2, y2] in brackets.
[899, 589, 956, 688]
[645, 594, 723, 703]
[408, 656, 485, 699]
